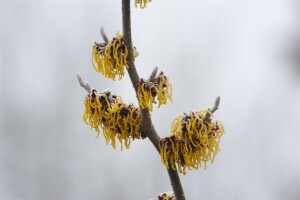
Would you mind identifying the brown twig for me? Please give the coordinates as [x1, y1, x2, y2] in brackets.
[121, 0, 186, 200]
[76, 73, 91, 93]
[100, 26, 109, 43]
[204, 96, 220, 122]
[149, 66, 159, 81]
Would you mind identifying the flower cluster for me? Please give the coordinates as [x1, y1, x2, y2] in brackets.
[92, 32, 137, 80]
[83, 89, 141, 150]
[155, 191, 175, 200]
[135, 0, 152, 9]
[137, 71, 173, 111]
[159, 109, 224, 174]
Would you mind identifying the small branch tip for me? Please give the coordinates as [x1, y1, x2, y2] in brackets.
[100, 26, 109, 43]
[149, 66, 159, 81]
[211, 96, 220, 113]
[204, 96, 221, 121]
[76, 73, 91, 93]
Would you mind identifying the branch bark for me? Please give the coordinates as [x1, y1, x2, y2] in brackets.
[121, 0, 186, 200]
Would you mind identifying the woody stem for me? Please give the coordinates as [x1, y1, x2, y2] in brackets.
[121, 0, 186, 200]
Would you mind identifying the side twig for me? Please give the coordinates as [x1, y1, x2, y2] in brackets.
[100, 26, 109, 43]
[204, 96, 220, 121]
[149, 66, 158, 81]
[76, 73, 91, 93]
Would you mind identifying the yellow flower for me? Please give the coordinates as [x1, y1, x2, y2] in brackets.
[102, 103, 142, 150]
[155, 191, 175, 200]
[135, 0, 152, 9]
[83, 89, 121, 134]
[92, 32, 137, 80]
[159, 109, 224, 174]
[137, 72, 173, 111]
[83, 89, 141, 150]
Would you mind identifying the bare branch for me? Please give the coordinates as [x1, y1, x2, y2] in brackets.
[76, 73, 91, 93]
[121, 0, 186, 200]
[100, 26, 109, 43]
[205, 96, 220, 121]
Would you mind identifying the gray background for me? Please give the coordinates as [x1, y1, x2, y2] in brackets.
[1, 0, 300, 199]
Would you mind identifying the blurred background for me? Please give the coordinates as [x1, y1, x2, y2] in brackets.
[1, 0, 300, 199]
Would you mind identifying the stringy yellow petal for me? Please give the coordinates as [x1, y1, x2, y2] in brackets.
[82, 89, 141, 150]
[137, 72, 173, 111]
[135, 0, 152, 9]
[159, 109, 224, 174]
[92, 32, 138, 80]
